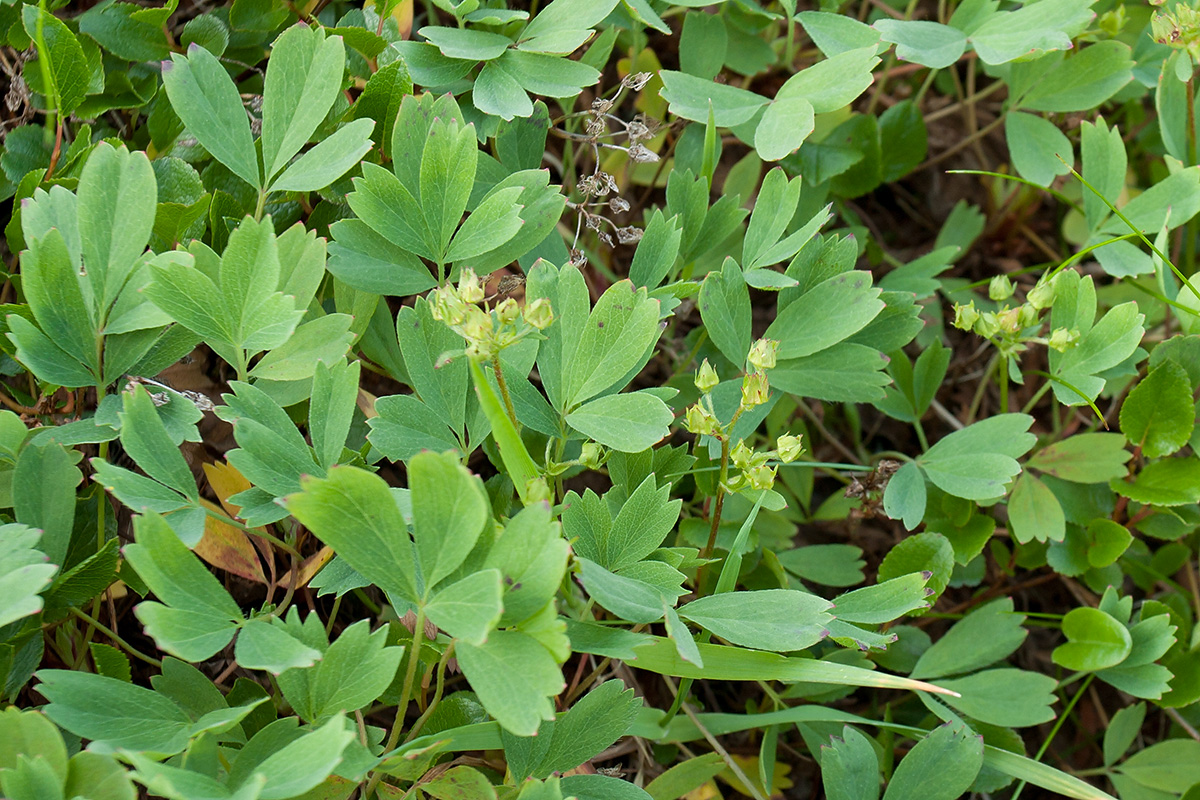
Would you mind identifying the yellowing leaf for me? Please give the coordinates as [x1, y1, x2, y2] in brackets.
[720, 755, 793, 799]
[194, 498, 266, 584]
[203, 460, 253, 520]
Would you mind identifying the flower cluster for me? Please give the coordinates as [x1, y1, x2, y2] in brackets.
[683, 338, 803, 493]
[429, 268, 554, 362]
[952, 273, 1078, 355]
[1152, 3, 1200, 61]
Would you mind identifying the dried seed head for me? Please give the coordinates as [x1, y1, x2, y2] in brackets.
[568, 249, 587, 268]
[616, 226, 643, 245]
[624, 119, 651, 142]
[599, 171, 619, 195]
[598, 230, 614, 247]
[584, 212, 602, 231]
[586, 116, 606, 138]
[622, 71, 653, 90]
[627, 142, 659, 163]
[496, 274, 525, 296]
[577, 175, 600, 196]
[608, 196, 630, 213]
[592, 97, 614, 115]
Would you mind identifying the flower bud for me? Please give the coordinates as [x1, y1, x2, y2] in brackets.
[989, 275, 1015, 301]
[496, 297, 520, 325]
[431, 286, 467, 326]
[525, 477, 552, 504]
[579, 442, 605, 470]
[1047, 327, 1079, 352]
[730, 441, 755, 471]
[975, 311, 1000, 338]
[684, 403, 721, 437]
[459, 268, 485, 304]
[776, 434, 803, 463]
[1026, 279, 1057, 310]
[461, 305, 493, 342]
[997, 306, 1022, 334]
[695, 359, 720, 393]
[523, 297, 554, 330]
[1018, 303, 1039, 329]
[953, 302, 980, 331]
[747, 338, 779, 371]
[740, 371, 770, 409]
[746, 464, 777, 491]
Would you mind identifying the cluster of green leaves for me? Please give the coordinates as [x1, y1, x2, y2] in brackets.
[0, 0, 1197, 799]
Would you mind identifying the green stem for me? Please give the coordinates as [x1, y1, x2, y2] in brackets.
[1010, 674, 1094, 800]
[998, 353, 1009, 414]
[365, 605, 426, 798]
[68, 607, 162, 668]
[491, 353, 518, 428]
[404, 641, 455, 743]
[913, 419, 929, 452]
[253, 189, 267, 222]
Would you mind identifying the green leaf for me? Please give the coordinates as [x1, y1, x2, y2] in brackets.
[538, 681, 641, 777]
[124, 513, 241, 661]
[261, 26, 348, 182]
[78, 143, 157, 312]
[308, 359, 360, 471]
[563, 476, 682, 572]
[426, 569, 503, 645]
[680, 11, 727, 79]
[629, 210, 683, 289]
[936, 669, 1058, 727]
[326, 219, 436, 296]
[765, 271, 884, 359]
[1120, 361, 1194, 458]
[269, 118, 375, 193]
[776, 46, 880, 114]
[518, 0, 621, 53]
[354, 59, 413, 158]
[368, 395, 461, 462]
[565, 391, 673, 453]
[677, 590, 833, 652]
[1086, 518, 1132, 568]
[911, 598, 1027, 680]
[278, 618, 404, 724]
[1111, 457, 1200, 507]
[162, 45, 260, 189]
[1103, 702, 1145, 766]
[13, 442, 80, 566]
[699, 258, 752, 367]
[446, 186, 525, 263]
[456, 630, 565, 736]
[0, 707, 67, 776]
[876, 532, 954, 604]
[0, 525, 57, 629]
[1026, 433, 1131, 483]
[832, 572, 932, 624]
[1116, 740, 1200, 793]
[36, 669, 193, 756]
[768, 343, 892, 403]
[755, 97, 815, 161]
[916, 414, 1035, 500]
[1053, 607, 1133, 672]
[409, 450, 488, 594]
[883, 461, 926, 531]
[119, 386, 199, 500]
[968, 0, 1092, 65]
[882, 723, 983, 800]
[470, 359, 542, 504]
[235, 618, 323, 675]
[252, 716, 356, 800]
[422, 118, 478, 260]
[646, 754, 726, 800]
[249, 314, 354, 382]
[1005, 111, 1073, 187]
[422, 26, 514, 60]
[22, 227, 98, 378]
[874, 20, 966, 68]
[22, 5, 89, 115]
[1021, 41, 1133, 112]
[1050, 295, 1144, 406]
[1007, 472, 1066, 544]
[820, 725, 880, 800]
[577, 558, 686, 624]
[797, 11, 881, 57]
[658, 71, 766, 126]
[564, 280, 663, 408]
[284, 466, 419, 605]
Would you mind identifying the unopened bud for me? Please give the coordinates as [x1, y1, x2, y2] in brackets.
[746, 464, 777, 491]
[1048, 327, 1079, 352]
[1027, 279, 1057, 310]
[431, 286, 467, 326]
[747, 338, 779, 371]
[526, 477, 552, 504]
[579, 442, 605, 469]
[975, 311, 1000, 338]
[741, 371, 770, 409]
[989, 275, 1014, 301]
[997, 306, 1021, 334]
[496, 298, 520, 325]
[776, 434, 803, 463]
[953, 302, 980, 331]
[684, 403, 721, 437]
[459, 268, 484, 304]
[731, 441, 755, 471]
[695, 359, 720, 393]
[523, 298, 554, 330]
[1018, 303, 1039, 328]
